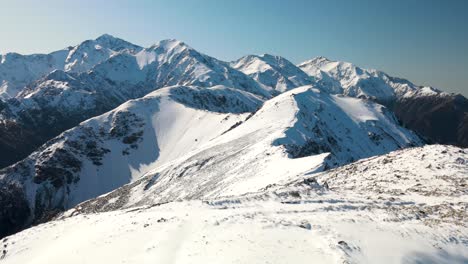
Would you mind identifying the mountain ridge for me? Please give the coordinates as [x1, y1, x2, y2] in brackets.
[0, 35, 467, 263]
[0, 84, 422, 238]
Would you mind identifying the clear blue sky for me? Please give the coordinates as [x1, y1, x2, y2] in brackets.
[1, 0, 467, 96]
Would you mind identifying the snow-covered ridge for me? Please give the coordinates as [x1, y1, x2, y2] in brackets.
[2, 145, 466, 264]
[1, 36, 463, 171]
[0, 85, 261, 235]
[0, 34, 466, 262]
[68, 85, 422, 213]
[0, 84, 422, 238]
[298, 56, 420, 101]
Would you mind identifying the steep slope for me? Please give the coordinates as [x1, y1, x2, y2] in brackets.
[2, 145, 466, 264]
[299, 57, 468, 147]
[0, 34, 142, 99]
[394, 90, 468, 147]
[72, 85, 422, 212]
[0, 39, 270, 169]
[232, 54, 314, 93]
[0, 85, 261, 238]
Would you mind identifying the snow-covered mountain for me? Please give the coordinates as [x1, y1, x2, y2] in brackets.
[0, 85, 261, 237]
[0, 38, 272, 169]
[2, 145, 466, 264]
[0, 35, 147, 167]
[0, 83, 422, 238]
[0, 50, 69, 99]
[298, 56, 468, 147]
[298, 56, 421, 101]
[63, 33, 143, 73]
[0, 34, 142, 99]
[232, 54, 314, 93]
[1, 36, 466, 171]
[71, 85, 422, 210]
[0, 35, 467, 262]
[142, 39, 271, 98]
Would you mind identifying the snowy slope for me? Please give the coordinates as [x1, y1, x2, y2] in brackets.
[0, 34, 142, 99]
[232, 54, 314, 93]
[0, 85, 261, 237]
[1, 145, 466, 264]
[71, 85, 422, 211]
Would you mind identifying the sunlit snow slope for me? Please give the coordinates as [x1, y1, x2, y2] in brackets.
[2, 145, 466, 264]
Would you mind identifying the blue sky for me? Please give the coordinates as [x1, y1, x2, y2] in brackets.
[1, 0, 467, 96]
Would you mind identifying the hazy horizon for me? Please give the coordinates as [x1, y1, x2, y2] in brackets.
[1, 0, 467, 96]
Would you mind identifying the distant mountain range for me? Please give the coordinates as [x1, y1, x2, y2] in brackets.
[0, 34, 466, 259]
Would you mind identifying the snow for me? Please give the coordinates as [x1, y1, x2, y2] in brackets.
[0, 36, 466, 263]
[63, 85, 422, 210]
[418, 86, 439, 96]
[402, 86, 446, 98]
[332, 95, 379, 122]
[233, 55, 273, 75]
[0, 34, 142, 98]
[298, 56, 420, 101]
[0, 85, 260, 216]
[135, 50, 157, 69]
[2, 145, 467, 264]
[313, 145, 468, 206]
[232, 54, 314, 93]
[0, 83, 421, 222]
[133, 95, 251, 176]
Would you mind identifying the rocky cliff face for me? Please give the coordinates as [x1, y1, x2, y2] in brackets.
[392, 93, 468, 147]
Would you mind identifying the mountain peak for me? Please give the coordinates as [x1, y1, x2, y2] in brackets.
[232, 53, 315, 93]
[92, 34, 142, 52]
[236, 54, 285, 63]
[149, 39, 190, 51]
[258, 53, 281, 60]
[298, 56, 332, 68]
[95, 33, 117, 41]
[312, 55, 331, 62]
